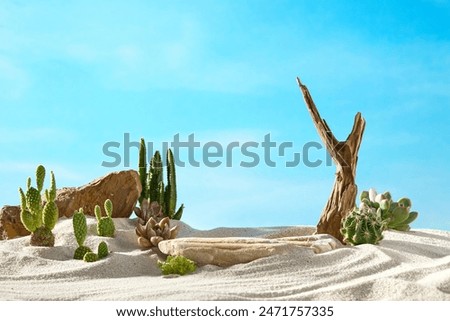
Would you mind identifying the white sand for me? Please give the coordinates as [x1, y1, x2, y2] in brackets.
[0, 217, 449, 301]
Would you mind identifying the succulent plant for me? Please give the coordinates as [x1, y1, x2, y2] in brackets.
[72, 208, 93, 260]
[95, 199, 115, 237]
[19, 165, 59, 247]
[136, 216, 179, 249]
[83, 252, 99, 263]
[134, 199, 164, 224]
[97, 241, 109, 259]
[137, 139, 184, 220]
[158, 255, 197, 276]
[341, 204, 386, 245]
[360, 188, 418, 231]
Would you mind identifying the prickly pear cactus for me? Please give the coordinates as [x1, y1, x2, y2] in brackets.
[19, 165, 59, 247]
[341, 205, 386, 245]
[95, 199, 115, 237]
[73, 209, 87, 247]
[74, 246, 92, 260]
[83, 252, 98, 263]
[97, 241, 109, 259]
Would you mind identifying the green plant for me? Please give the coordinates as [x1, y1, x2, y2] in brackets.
[97, 241, 109, 259]
[341, 205, 386, 245]
[360, 189, 418, 231]
[137, 139, 184, 220]
[19, 165, 59, 247]
[136, 213, 179, 249]
[83, 252, 98, 263]
[158, 255, 197, 276]
[72, 208, 93, 260]
[95, 199, 115, 237]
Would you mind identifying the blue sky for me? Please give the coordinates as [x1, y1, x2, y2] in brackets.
[1, 0, 449, 230]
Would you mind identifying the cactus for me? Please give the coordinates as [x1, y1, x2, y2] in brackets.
[137, 139, 184, 220]
[138, 138, 148, 206]
[74, 246, 92, 260]
[83, 252, 98, 263]
[136, 215, 178, 249]
[158, 255, 197, 276]
[341, 205, 386, 245]
[360, 188, 418, 231]
[95, 199, 115, 237]
[72, 208, 93, 260]
[98, 241, 109, 259]
[19, 165, 59, 247]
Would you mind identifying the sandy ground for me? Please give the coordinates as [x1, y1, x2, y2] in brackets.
[0, 217, 449, 301]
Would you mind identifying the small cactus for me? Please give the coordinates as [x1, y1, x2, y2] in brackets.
[341, 205, 386, 245]
[74, 246, 92, 260]
[72, 208, 93, 260]
[19, 165, 59, 247]
[95, 199, 115, 237]
[83, 252, 98, 263]
[97, 241, 109, 259]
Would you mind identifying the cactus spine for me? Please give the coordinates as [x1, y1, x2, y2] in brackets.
[95, 199, 115, 237]
[138, 138, 184, 220]
[19, 165, 59, 247]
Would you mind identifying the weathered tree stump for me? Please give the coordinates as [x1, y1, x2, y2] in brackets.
[296, 78, 366, 242]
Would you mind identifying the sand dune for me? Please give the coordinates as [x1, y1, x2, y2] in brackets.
[0, 217, 449, 301]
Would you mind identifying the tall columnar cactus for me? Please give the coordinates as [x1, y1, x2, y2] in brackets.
[360, 189, 418, 231]
[341, 205, 386, 245]
[137, 139, 184, 220]
[95, 199, 115, 237]
[19, 165, 59, 247]
[72, 208, 92, 260]
[138, 138, 148, 206]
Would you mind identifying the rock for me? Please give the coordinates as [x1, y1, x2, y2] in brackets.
[158, 234, 341, 267]
[55, 170, 141, 218]
[0, 170, 141, 239]
[0, 205, 30, 240]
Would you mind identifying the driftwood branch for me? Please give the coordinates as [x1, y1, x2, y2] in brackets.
[296, 77, 366, 242]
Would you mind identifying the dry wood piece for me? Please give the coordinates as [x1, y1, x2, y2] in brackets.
[296, 77, 366, 242]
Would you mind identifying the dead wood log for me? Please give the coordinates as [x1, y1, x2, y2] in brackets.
[296, 77, 366, 242]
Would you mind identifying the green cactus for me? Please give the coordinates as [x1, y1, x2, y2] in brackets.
[97, 241, 109, 259]
[341, 205, 386, 245]
[158, 255, 197, 276]
[149, 150, 164, 205]
[72, 208, 93, 260]
[74, 246, 92, 260]
[138, 138, 148, 206]
[95, 199, 115, 237]
[19, 165, 59, 247]
[138, 140, 184, 221]
[360, 189, 418, 231]
[83, 252, 98, 263]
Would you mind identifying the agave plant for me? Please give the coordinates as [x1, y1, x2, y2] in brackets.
[134, 199, 178, 249]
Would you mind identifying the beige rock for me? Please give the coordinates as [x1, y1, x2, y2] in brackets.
[0, 170, 141, 239]
[158, 235, 341, 267]
[55, 170, 141, 218]
[0, 205, 29, 240]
